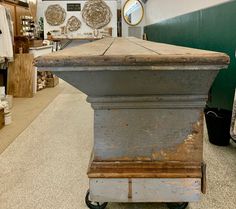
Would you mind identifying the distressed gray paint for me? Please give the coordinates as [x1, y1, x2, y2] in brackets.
[90, 178, 201, 202]
[94, 108, 201, 160]
[88, 95, 208, 109]
[54, 69, 218, 97]
[132, 178, 201, 202]
[90, 179, 129, 202]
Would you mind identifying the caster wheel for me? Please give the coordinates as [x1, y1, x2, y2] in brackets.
[166, 202, 189, 209]
[85, 190, 108, 209]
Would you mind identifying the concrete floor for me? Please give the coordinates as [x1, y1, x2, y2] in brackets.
[0, 82, 64, 154]
[0, 81, 235, 209]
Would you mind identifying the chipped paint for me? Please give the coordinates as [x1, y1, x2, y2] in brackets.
[151, 113, 203, 162]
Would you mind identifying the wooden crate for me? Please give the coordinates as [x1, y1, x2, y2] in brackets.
[0, 108, 4, 129]
[46, 76, 59, 88]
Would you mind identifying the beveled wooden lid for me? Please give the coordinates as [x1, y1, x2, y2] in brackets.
[35, 37, 230, 68]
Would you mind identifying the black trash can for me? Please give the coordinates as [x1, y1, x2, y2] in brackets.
[204, 107, 232, 146]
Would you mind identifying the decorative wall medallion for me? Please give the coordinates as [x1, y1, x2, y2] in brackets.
[45, 4, 66, 26]
[82, 0, 112, 29]
[66, 16, 81, 32]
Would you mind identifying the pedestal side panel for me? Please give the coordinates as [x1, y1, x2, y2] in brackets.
[94, 109, 203, 162]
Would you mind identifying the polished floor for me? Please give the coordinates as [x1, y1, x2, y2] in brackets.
[0, 82, 64, 154]
[0, 81, 235, 209]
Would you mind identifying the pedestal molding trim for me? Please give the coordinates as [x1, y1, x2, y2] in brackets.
[38, 65, 227, 72]
[87, 95, 208, 109]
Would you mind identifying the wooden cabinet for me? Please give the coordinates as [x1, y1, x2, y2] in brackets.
[15, 5, 30, 35]
[0, 1, 30, 36]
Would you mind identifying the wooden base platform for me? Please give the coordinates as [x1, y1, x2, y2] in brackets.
[88, 158, 206, 202]
[89, 178, 201, 202]
[88, 161, 202, 178]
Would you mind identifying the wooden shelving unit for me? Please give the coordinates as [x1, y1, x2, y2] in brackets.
[20, 15, 34, 37]
[0, 0, 31, 36]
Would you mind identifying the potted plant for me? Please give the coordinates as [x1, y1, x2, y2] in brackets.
[47, 32, 52, 40]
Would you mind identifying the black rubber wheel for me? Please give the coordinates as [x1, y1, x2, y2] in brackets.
[85, 190, 108, 209]
[166, 202, 189, 209]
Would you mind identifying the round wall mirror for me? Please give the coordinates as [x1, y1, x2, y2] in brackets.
[123, 0, 144, 26]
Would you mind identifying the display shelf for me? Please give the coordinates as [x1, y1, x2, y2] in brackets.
[20, 15, 34, 37]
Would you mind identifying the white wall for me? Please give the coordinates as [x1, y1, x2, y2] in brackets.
[117, 0, 121, 9]
[145, 0, 231, 25]
[37, 0, 117, 38]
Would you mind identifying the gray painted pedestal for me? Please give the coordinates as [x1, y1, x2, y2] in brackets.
[35, 37, 229, 205]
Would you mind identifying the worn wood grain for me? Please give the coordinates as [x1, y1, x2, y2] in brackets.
[8, 53, 34, 98]
[54, 37, 114, 57]
[105, 38, 157, 56]
[88, 154, 202, 178]
[88, 166, 201, 178]
[35, 37, 230, 67]
[127, 37, 222, 55]
[51, 37, 102, 41]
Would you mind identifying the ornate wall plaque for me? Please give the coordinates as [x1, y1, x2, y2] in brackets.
[66, 16, 82, 32]
[45, 4, 66, 26]
[82, 0, 112, 29]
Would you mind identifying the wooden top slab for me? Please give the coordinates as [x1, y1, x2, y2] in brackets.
[51, 37, 102, 41]
[35, 37, 230, 68]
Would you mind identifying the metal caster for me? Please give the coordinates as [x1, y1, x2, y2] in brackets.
[166, 202, 189, 209]
[85, 190, 108, 209]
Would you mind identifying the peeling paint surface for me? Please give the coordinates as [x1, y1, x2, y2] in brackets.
[94, 109, 203, 162]
[151, 114, 203, 162]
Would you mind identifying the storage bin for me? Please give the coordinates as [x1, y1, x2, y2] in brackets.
[204, 107, 232, 146]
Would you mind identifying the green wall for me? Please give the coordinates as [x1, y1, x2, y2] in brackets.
[144, 1, 236, 111]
